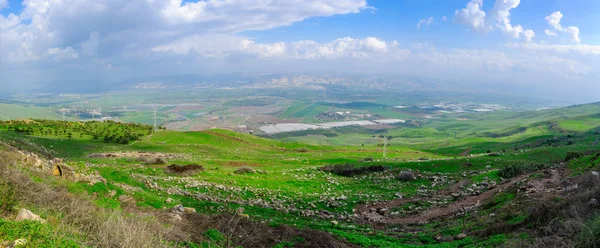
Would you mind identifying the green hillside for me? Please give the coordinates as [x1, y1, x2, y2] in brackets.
[0, 106, 599, 247]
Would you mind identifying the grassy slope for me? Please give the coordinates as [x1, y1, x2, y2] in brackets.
[1, 110, 599, 247]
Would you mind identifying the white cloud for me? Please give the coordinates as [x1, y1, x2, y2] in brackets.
[544, 11, 580, 43]
[161, 0, 369, 32]
[0, 0, 369, 64]
[0, 0, 7, 10]
[241, 40, 286, 58]
[0, 13, 20, 30]
[454, 0, 490, 33]
[417, 17, 434, 29]
[442, 16, 447, 22]
[155, 36, 404, 60]
[47, 47, 79, 61]
[507, 43, 600, 55]
[454, 0, 533, 42]
[544, 29, 558, 36]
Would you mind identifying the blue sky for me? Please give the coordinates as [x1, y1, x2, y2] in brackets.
[241, 0, 600, 47]
[0, 0, 599, 101]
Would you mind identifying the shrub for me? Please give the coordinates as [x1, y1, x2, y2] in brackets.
[397, 171, 416, 181]
[295, 147, 309, 153]
[138, 156, 167, 165]
[0, 179, 17, 213]
[235, 166, 256, 174]
[498, 164, 550, 179]
[165, 164, 205, 176]
[565, 152, 584, 162]
[363, 157, 374, 162]
[319, 164, 386, 177]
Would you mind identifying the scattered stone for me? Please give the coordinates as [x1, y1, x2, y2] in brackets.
[183, 207, 196, 213]
[172, 204, 185, 215]
[592, 171, 599, 177]
[107, 190, 117, 198]
[166, 213, 182, 222]
[330, 220, 338, 226]
[589, 198, 598, 206]
[13, 239, 27, 247]
[1, 241, 14, 247]
[165, 198, 173, 204]
[15, 209, 46, 223]
[456, 233, 467, 240]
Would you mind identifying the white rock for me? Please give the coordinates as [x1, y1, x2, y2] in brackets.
[15, 209, 46, 223]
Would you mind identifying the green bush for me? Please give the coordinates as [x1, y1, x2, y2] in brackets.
[498, 164, 550, 178]
[0, 179, 17, 213]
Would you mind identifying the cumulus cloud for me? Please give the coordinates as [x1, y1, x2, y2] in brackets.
[0, 0, 7, 10]
[454, 0, 533, 42]
[454, 0, 490, 32]
[154, 36, 405, 60]
[0, 0, 369, 64]
[417, 17, 434, 29]
[544, 11, 580, 43]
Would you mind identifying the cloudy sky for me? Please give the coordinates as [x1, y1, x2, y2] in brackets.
[1, 0, 599, 100]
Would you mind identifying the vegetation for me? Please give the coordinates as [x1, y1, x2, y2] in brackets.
[0, 101, 599, 247]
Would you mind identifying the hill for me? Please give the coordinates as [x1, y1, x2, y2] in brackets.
[0, 114, 599, 247]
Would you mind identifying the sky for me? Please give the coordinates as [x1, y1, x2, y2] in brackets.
[0, 0, 599, 101]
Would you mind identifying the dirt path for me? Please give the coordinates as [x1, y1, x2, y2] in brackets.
[356, 174, 532, 225]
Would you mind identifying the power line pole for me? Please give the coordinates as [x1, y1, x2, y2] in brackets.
[383, 137, 387, 159]
[153, 107, 158, 133]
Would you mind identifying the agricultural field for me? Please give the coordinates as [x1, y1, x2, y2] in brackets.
[0, 100, 599, 247]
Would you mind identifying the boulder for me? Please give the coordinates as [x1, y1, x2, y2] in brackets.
[165, 198, 173, 204]
[15, 209, 46, 223]
[456, 233, 467, 240]
[171, 204, 185, 215]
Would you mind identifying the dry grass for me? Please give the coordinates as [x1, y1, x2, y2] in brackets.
[0, 150, 176, 248]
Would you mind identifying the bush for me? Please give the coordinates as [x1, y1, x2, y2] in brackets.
[363, 157, 374, 162]
[565, 152, 584, 162]
[165, 164, 205, 176]
[295, 147, 309, 153]
[0, 179, 17, 213]
[138, 156, 167, 165]
[397, 171, 416, 181]
[235, 166, 256, 174]
[498, 164, 550, 179]
[319, 164, 386, 177]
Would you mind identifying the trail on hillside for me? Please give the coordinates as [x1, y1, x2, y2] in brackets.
[355, 173, 535, 225]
